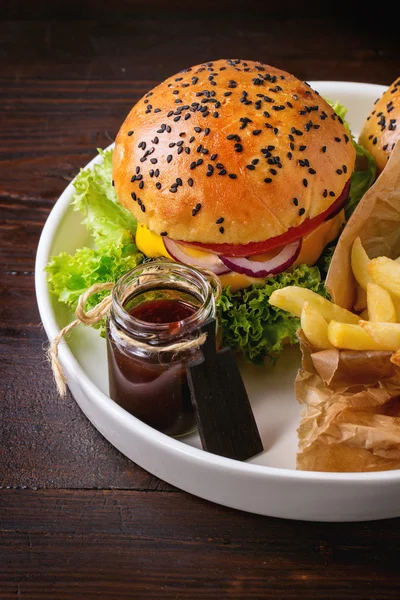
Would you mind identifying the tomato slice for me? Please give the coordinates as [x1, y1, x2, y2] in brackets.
[181, 179, 350, 257]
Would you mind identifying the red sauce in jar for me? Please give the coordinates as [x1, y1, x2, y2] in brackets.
[107, 297, 199, 436]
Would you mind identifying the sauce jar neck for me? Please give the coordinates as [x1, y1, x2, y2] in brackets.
[109, 260, 215, 346]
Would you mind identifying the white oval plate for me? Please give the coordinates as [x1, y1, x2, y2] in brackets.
[35, 81, 400, 522]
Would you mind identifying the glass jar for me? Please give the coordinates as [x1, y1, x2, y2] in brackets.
[106, 260, 216, 437]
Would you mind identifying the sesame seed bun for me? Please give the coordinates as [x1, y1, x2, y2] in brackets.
[359, 77, 400, 174]
[113, 59, 356, 245]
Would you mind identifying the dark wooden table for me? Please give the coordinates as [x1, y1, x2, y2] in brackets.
[1, 4, 400, 598]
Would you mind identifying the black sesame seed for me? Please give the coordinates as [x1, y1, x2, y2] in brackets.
[293, 198, 298, 206]
[234, 144, 243, 152]
[246, 164, 256, 170]
[264, 178, 272, 183]
[224, 91, 232, 97]
[228, 173, 237, 179]
[210, 153, 217, 160]
[336, 169, 343, 174]
[205, 128, 210, 135]
[270, 168, 277, 175]
[308, 168, 316, 175]
[184, 114, 191, 120]
[303, 179, 308, 187]
[253, 129, 262, 135]
[219, 226, 225, 234]
[321, 146, 327, 153]
[170, 187, 177, 193]
[329, 191, 335, 197]
[155, 169, 159, 177]
[290, 143, 295, 151]
[141, 204, 146, 213]
[218, 169, 227, 175]
[156, 182, 161, 190]
[128, 130, 134, 136]
[299, 208, 305, 216]
[185, 147, 190, 154]
[169, 142, 176, 148]
[216, 217, 224, 224]
[334, 137, 341, 142]
[131, 192, 136, 200]
[131, 175, 136, 182]
[160, 231, 167, 236]
[196, 159, 203, 166]
[287, 152, 292, 159]
[167, 155, 172, 163]
[299, 145, 306, 151]
[194, 127, 202, 133]
[372, 137, 378, 145]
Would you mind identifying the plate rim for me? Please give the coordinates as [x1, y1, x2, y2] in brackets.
[35, 80, 400, 483]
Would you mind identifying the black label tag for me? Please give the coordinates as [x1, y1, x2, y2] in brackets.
[186, 318, 264, 461]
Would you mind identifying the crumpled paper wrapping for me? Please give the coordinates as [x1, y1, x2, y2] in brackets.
[296, 142, 400, 472]
[296, 333, 400, 472]
[326, 142, 400, 310]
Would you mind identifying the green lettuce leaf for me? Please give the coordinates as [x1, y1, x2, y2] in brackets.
[345, 142, 376, 219]
[46, 148, 143, 326]
[324, 99, 376, 219]
[218, 265, 328, 365]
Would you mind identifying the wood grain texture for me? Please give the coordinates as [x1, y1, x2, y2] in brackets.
[1, 490, 400, 600]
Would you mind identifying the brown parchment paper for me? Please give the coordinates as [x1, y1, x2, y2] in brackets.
[326, 142, 400, 310]
[296, 333, 400, 472]
[296, 144, 400, 472]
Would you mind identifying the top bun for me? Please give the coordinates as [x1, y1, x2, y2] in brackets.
[113, 59, 355, 245]
[359, 77, 400, 174]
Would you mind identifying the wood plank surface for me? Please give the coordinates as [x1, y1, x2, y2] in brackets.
[1, 490, 400, 600]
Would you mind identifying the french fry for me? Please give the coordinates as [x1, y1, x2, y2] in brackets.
[300, 302, 333, 349]
[269, 287, 359, 324]
[391, 295, 400, 322]
[327, 321, 391, 351]
[351, 237, 373, 291]
[367, 282, 396, 323]
[353, 284, 367, 312]
[368, 257, 400, 297]
[360, 321, 400, 351]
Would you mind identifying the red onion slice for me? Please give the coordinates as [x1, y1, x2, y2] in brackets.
[163, 237, 231, 275]
[219, 240, 302, 278]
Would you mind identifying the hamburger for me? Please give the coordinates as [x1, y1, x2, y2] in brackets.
[359, 76, 399, 174]
[113, 59, 356, 292]
[49, 59, 376, 365]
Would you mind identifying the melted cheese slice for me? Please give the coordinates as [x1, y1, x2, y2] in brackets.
[136, 210, 344, 292]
